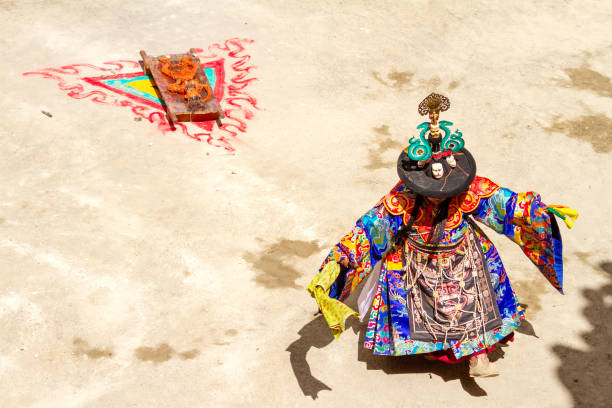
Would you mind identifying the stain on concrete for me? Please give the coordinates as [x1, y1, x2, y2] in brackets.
[244, 239, 322, 289]
[372, 69, 414, 89]
[373, 125, 391, 136]
[598, 261, 612, 275]
[178, 349, 200, 359]
[365, 125, 403, 170]
[388, 70, 414, 88]
[212, 329, 238, 346]
[0, 217, 4, 224]
[134, 344, 200, 362]
[0, 1, 17, 9]
[575, 251, 593, 265]
[374, 124, 391, 136]
[135, 343, 173, 363]
[421, 76, 441, 89]
[183, 268, 191, 276]
[513, 278, 548, 317]
[371, 70, 450, 93]
[72, 338, 114, 359]
[543, 114, 612, 153]
[560, 64, 612, 98]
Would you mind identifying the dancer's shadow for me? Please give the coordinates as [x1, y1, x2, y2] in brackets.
[286, 315, 335, 399]
[286, 286, 527, 399]
[552, 261, 612, 408]
[353, 319, 489, 397]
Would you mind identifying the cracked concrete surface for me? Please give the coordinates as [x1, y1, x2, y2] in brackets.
[1, 0, 611, 407]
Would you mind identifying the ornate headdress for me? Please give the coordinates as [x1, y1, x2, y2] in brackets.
[396, 93, 476, 198]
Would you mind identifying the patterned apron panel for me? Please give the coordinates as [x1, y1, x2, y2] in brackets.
[404, 227, 502, 342]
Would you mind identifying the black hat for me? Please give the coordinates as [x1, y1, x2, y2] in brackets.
[396, 93, 476, 199]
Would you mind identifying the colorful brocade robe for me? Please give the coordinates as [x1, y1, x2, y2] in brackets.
[318, 176, 564, 359]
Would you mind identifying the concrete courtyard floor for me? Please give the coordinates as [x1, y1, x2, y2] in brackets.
[1, 1, 611, 407]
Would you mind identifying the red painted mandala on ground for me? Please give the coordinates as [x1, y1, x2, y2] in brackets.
[22, 38, 258, 152]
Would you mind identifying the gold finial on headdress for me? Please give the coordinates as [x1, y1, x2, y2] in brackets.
[418, 93, 450, 139]
[418, 93, 450, 116]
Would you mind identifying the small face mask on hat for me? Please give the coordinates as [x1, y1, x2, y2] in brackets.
[432, 162, 444, 179]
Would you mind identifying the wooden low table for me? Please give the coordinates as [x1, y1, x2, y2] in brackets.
[139, 49, 223, 126]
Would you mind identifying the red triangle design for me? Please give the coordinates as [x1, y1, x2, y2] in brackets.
[82, 59, 226, 111]
[22, 38, 258, 153]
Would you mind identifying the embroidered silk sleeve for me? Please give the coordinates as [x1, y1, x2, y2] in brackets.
[469, 178, 565, 293]
[321, 201, 402, 302]
[307, 262, 359, 339]
[308, 189, 403, 339]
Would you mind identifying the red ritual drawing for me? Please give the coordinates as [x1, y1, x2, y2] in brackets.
[23, 38, 259, 153]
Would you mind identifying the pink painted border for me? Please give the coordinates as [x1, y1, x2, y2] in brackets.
[23, 38, 258, 152]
